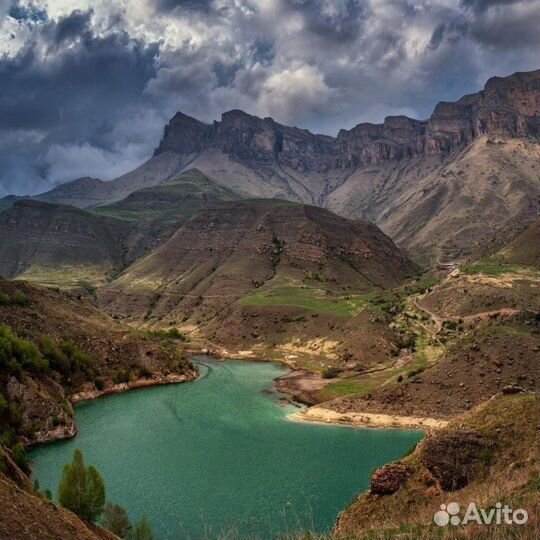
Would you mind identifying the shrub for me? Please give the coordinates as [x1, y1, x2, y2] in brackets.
[0, 393, 7, 416]
[11, 442, 30, 474]
[39, 336, 95, 382]
[147, 328, 186, 340]
[322, 367, 341, 379]
[132, 518, 154, 540]
[102, 502, 132, 537]
[11, 290, 29, 306]
[0, 325, 49, 375]
[113, 369, 131, 384]
[0, 289, 29, 306]
[138, 365, 153, 379]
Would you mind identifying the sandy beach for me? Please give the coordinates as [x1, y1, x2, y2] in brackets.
[289, 405, 448, 432]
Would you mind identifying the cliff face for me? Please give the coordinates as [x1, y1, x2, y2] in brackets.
[155, 70, 540, 169]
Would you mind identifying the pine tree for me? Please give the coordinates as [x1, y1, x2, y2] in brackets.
[58, 449, 105, 522]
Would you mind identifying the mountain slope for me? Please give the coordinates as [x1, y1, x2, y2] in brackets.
[0, 277, 195, 447]
[99, 200, 417, 370]
[92, 168, 244, 262]
[496, 217, 540, 268]
[36, 151, 186, 208]
[0, 200, 129, 287]
[329, 136, 540, 263]
[93, 168, 241, 223]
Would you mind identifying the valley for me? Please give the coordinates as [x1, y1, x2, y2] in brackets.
[0, 67, 539, 540]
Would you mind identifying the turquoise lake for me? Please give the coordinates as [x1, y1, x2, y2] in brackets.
[30, 359, 422, 539]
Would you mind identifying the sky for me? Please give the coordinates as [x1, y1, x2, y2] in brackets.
[0, 0, 539, 196]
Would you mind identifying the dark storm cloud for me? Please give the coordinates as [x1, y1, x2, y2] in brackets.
[428, 23, 446, 50]
[8, 1, 47, 23]
[0, 9, 161, 195]
[285, 0, 367, 43]
[51, 9, 93, 45]
[460, 0, 524, 13]
[152, 0, 215, 14]
[466, 1, 540, 49]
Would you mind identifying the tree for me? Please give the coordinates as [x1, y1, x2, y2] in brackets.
[58, 449, 105, 522]
[131, 518, 154, 540]
[102, 502, 132, 538]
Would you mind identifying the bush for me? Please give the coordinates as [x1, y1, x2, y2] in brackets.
[11, 290, 29, 306]
[0, 289, 29, 306]
[39, 336, 95, 382]
[58, 449, 105, 522]
[113, 369, 131, 384]
[138, 365, 153, 379]
[132, 518, 154, 540]
[0, 325, 49, 375]
[11, 442, 30, 474]
[322, 367, 341, 379]
[102, 502, 132, 537]
[407, 367, 426, 379]
[147, 328, 186, 341]
[0, 393, 7, 416]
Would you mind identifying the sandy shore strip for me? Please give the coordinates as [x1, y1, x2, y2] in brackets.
[288, 405, 448, 431]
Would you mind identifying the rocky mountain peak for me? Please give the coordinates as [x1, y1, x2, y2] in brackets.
[154, 111, 211, 156]
[154, 68, 540, 168]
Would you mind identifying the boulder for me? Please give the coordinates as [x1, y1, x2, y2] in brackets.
[370, 463, 411, 495]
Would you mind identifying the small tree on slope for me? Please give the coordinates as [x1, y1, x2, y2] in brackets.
[58, 449, 105, 522]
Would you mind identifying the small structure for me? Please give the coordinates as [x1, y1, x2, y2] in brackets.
[437, 261, 459, 272]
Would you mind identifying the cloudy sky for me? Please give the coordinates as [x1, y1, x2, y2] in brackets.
[1, 0, 539, 196]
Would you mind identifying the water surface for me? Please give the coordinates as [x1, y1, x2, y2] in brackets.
[31, 359, 422, 539]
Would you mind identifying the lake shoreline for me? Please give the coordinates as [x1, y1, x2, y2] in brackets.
[28, 370, 198, 448]
[288, 405, 448, 433]
[70, 371, 197, 404]
[192, 350, 445, 433]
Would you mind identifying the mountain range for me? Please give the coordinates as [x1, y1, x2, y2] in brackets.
[10, 68, 538, 262]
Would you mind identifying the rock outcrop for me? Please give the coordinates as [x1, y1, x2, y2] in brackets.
[155, 70, 540, 169]
[370, 463, 411, 495]
[420, 430, 496, 491]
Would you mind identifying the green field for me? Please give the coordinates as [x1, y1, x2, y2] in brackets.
[239, 285, 371, 316]
[16, 264, 109, 289]
[461, 262, 537, 276]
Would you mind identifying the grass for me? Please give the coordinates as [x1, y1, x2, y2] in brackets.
[16, 264, 110, 289]
[90, 207, 142, 221]
[239, 283, 374, 317]
[461, 262, 537, 276]
[317, 378, 375, 400]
